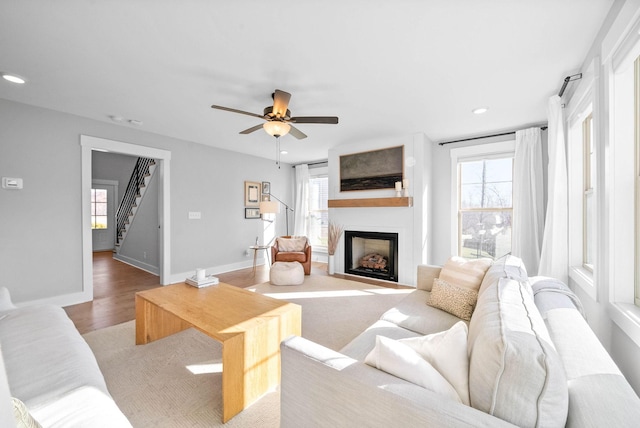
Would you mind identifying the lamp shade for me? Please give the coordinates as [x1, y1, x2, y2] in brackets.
[263, 121, 291, 137]
[259, 200, 280, 214]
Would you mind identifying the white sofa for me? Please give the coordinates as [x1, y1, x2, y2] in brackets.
[0, 287, 131, 427]
[280, 255, 640, 427]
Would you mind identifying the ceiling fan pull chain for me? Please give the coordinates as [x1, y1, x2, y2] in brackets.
[276, 136, 281, 169]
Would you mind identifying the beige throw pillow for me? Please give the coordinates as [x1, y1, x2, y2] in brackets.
[438, 256, 492, 293]
[277, 237, 307, 252]
[427, 278, 477, 321]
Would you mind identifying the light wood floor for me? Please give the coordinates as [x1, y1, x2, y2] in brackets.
[65, 251, 408, 334]
[64, 252, 329, 334]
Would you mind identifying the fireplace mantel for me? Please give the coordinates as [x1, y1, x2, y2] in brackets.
[328, 197, 413, 208]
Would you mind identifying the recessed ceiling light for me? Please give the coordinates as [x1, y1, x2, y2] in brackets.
[1, 73, 26, 84]
[280, 150, 288, 155]
[472, 107, 489, 115]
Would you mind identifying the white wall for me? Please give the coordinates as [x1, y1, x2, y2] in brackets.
[328, 133, 432, 286]
[0, 98, 293, 304]
[116, 170, 160, 274]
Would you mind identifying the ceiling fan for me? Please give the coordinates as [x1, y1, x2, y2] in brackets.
[210, 89, 338, 139]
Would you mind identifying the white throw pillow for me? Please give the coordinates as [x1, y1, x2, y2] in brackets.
[364, 335, 461, 403]
[12, 397, 42, 428]
[398, 321, 470, 405]
[438, 256, 492, 292]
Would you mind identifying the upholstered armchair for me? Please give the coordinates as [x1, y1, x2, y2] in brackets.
[271, 236, 312, 275]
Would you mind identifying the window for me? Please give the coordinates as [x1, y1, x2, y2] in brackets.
[457, 157, 513, 260]
[91, 188, 108, 229]
[583, 113, 595, 271]
[306, 174, 328, 250]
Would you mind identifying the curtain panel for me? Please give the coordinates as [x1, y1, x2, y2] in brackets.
[512, 127, 544, 274]
[538, 95, 568, 282]
[293, 164, 310, 236]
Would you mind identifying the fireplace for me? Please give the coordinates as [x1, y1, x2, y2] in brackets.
[344, 230, 399, 282]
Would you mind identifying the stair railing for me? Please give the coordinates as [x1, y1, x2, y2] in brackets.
[115, 157, 154, 246]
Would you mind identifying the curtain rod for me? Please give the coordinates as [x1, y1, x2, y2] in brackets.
[438, 125, 548, 146]
[558, 73, 582, 97]
[291, 160, 327, 168]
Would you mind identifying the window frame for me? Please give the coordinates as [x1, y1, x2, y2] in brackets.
[457, 158, 514, 260]
[566, 64, 597, 300]
[306, 166, 329, 252]
[582, 112, 595, 272]
[606, 17, 640, 348]
[450, 140, 516, 259]
[91, 188, 108, 230]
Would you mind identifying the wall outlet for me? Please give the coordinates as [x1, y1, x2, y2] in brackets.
[188, 211, 201, 220]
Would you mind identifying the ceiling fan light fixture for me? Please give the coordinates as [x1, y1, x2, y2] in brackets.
[263, 121, 291, 137]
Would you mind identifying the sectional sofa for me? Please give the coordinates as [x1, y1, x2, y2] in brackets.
[280, 255, 640, 427]
[0, 287, 131, 427]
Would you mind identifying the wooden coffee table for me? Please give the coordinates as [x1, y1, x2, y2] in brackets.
[135, 282, 301, 422]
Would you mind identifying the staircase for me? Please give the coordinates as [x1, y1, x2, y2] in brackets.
[114, 157, 156, 253]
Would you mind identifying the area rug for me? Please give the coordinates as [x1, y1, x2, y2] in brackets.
[83, 276, 412, 427]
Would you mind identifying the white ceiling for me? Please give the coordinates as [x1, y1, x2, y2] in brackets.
[0, 0, 613, 164]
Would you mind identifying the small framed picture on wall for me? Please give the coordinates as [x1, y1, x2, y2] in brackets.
[245, 207, 261, 219]
[244, 181, 261, 207]
[262, 181, 271, 195]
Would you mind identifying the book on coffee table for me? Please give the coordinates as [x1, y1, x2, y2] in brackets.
[186, 275, 219, 288]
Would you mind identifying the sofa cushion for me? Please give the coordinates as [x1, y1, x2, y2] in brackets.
[365, 335, 461, 403]
[340, 319, 422, 361]
[380, 290, 464, 336]
[277, 237, 307, 252]
[468, 261, 568, 428]
[427, 278, 477, 321]
[398, 321, 470, 405]
[438, 256, 492, 293]
[0, 305, 110, 405]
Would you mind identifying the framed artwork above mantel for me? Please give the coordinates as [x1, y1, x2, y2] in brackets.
[339, 145, 404, 191]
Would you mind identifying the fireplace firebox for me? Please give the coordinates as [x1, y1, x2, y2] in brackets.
[344, 230, 398, 282]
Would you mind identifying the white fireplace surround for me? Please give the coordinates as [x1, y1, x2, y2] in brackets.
[328, 133, 433, 286]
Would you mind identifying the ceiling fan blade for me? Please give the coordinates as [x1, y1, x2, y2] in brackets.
[290, 116, 339, 124]
[272, 89, 291, 118]
[239, 124, 264, 134]
[288, 125, 307, 140]
[211, 105, 265, 120]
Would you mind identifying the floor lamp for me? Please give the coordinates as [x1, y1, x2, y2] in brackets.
[259, 194, 294, 236]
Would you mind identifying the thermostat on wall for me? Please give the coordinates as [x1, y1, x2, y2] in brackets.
[2, 177, 23, 189]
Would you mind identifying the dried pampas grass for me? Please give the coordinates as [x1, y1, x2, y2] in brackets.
[328, 221, 344, 255]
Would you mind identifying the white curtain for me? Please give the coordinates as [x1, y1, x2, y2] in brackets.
[512, 127, 544, 274]
[293, 164, 309, 236]
[538, 95, 568, 282]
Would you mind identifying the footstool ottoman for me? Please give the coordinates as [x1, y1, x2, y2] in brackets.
[270, 261, 305, 286]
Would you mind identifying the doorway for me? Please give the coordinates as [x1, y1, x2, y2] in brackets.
[81, 135, 172, 303]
